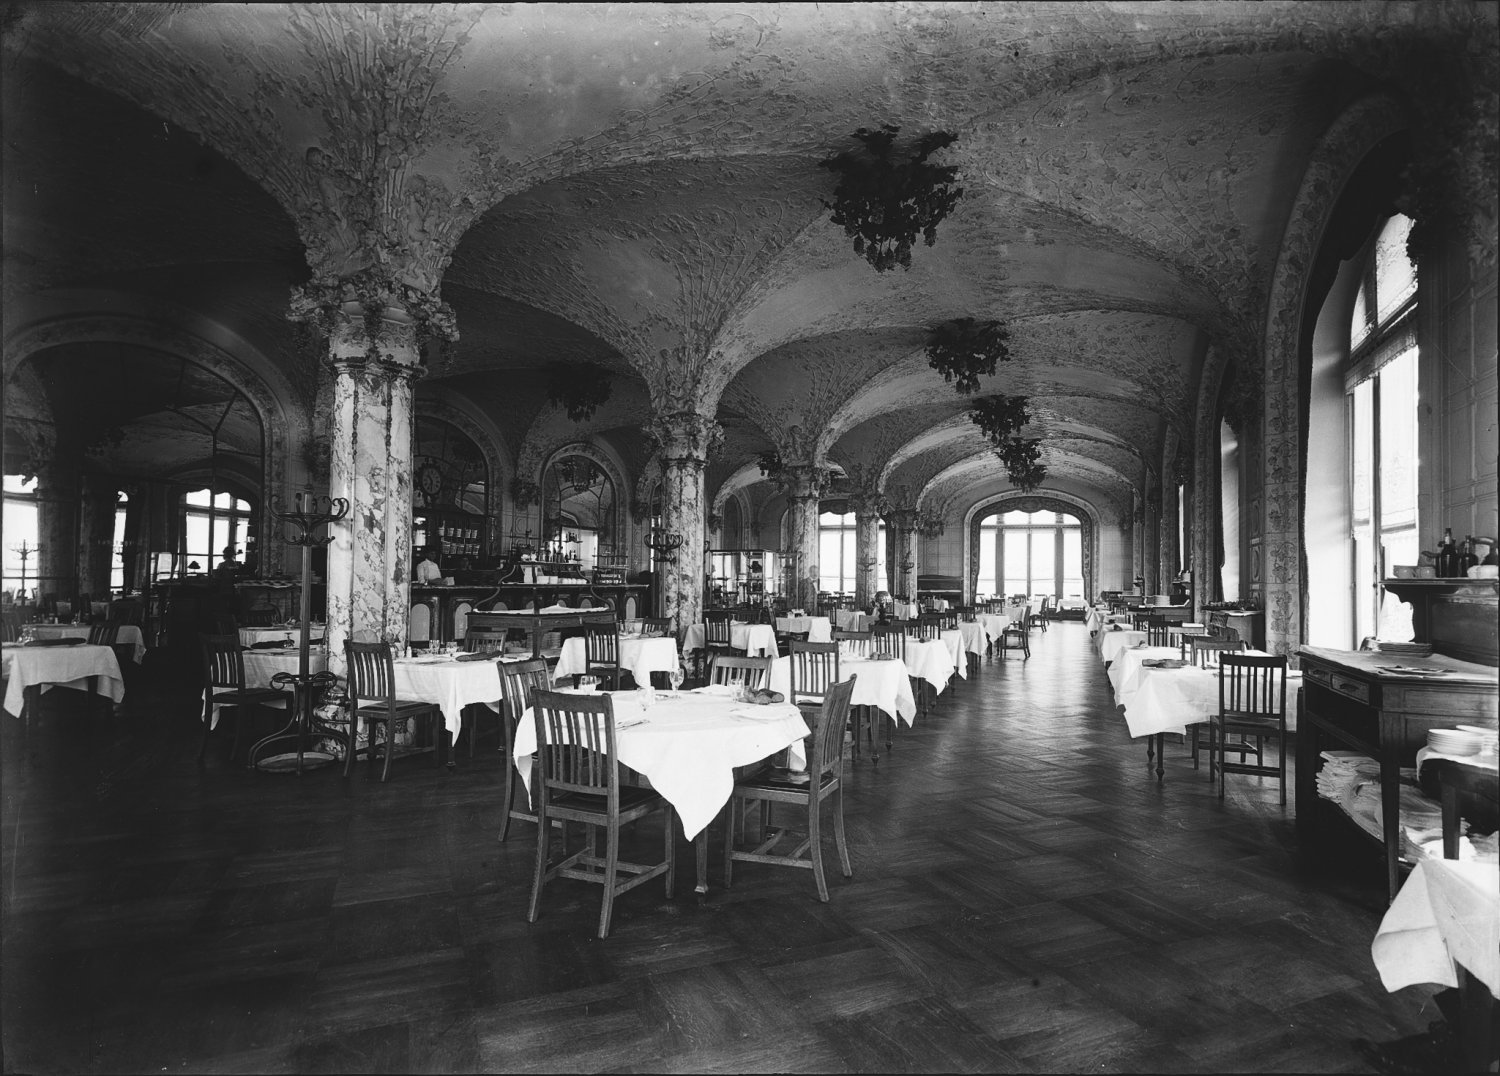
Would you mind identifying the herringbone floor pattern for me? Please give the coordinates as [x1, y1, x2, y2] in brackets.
[2, 624, 1436, 1073]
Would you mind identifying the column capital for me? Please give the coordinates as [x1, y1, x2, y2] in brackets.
[782, 462, 830, 503]
[648, 411, 722, 465]
[289, 271, 458, 346]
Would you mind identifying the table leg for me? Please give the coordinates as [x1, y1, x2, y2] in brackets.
[695, 830, 709, 900]
[1154, 733, 1165, 784]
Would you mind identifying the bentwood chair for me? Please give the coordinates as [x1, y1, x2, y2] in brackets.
[497, 657, 553, 841]
[343, 640, 446, 782]
[1213, 654, 1289, 803]
[709, 654, 773, 691]
[199, 634, 286, 764]
[527, 689, 676, 939]
[724, 675, 857, 901]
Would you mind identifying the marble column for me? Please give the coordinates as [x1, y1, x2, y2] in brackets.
[887, 509, 917, 600]
[783, 464, 824, 611]
[33, 457, 79, 603]
[649, 412, 719, 634]
[1160, 481, 1180, 591]
[851, 492, 884, 609]
[323, 302, 423, 666]
[76, 474, 119, 601]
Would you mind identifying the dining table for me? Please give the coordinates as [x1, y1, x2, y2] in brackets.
[774, 615, 833, 642]
[26, 623, 148, 663]
[834, 610, 871, 632]
[1372, 855, 1499, 1004]
[2, 642, 125, 722]
[239, 625, 324, 648]
[680, 621, 779, 658]
[1108, 644, 1187, 703]
[1098, 628, 1148, 664]
[552, 633, 682, 686]
[956, 620, 988, 662]
[513, 684, 811, 896]
[976, 612, 1011, 643]
[766, 653, 917, 725]
[389, 651, 506, 741]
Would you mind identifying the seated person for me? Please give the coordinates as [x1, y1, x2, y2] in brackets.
[214, 545, 242, 580]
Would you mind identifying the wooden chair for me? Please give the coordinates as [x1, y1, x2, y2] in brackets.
[1028, 597, 1049, 633]
[527, 689, 676, 939]
[580, 620, 623, 690]
[343, 640, 447, 782]
[85, 621, 127, 715]
[787, 640, 840, 710]
[1145, 616, 1173, 647]
[831, 628, 870, 659]
[1213, 654, 1289, 803]
[497, 658, 554, 841]
[240, 603, 279, 628]
[198, 634, 287, 764]
[709, 654, 772, 690]
[701, 609, 740, 681]
[639, 616, 673, 638]
[724, 675, 857, 901]
[1184, 637, 1247, 768]
[996, 619, 1031, 660]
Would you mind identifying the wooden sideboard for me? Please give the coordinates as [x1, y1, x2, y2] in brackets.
[1295, 645, 1499, 902]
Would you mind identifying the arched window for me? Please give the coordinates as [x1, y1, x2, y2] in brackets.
[817, 511, 886, 594]
[2, 473, 39, 597]
[977, 510, 1082, 600]
[1348, 214, 1418, 643]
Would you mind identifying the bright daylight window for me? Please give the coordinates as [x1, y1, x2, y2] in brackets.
[978, 509, 1082, 600]
[3, 473, 40, 597]
[182, 488, 252, 575]
[818, 511, 886, 594]
[1349, 214, 1418, 643]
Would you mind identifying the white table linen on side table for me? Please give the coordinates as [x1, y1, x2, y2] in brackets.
[3, 643, 124, 718]
[680, 622, 779, 658]
[27, 624, 148, 663]
[1373, 857, 1500, 996]
[767, 654, 917, 724]
[553, 635, 681, 685]
[513, 687, 809, 840]
[774, 616, 833, 642]
[389, 654, 505, 740]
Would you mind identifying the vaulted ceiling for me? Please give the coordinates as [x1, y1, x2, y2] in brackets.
[3, 1, 1481, 524]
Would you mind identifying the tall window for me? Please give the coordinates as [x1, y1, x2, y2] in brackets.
[977, 509, 1082, 599]
[182, 488, 252, 574]
[817, 511, 886, 594]
[109, 492, 129, 592]
[1349, 215, 1418, 643]
[3, 474, 40, 597]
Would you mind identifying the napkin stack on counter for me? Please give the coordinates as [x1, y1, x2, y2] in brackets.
[1318, 750, 1442, 856]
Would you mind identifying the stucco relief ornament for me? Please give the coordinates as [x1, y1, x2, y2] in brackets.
[510, 478, 541, 507]
[820, 126, 962, 272]
[927, 319, 1011, 395]
[645, 412, 723, 464]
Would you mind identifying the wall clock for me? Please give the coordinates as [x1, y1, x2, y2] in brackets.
[416, 463, 444, 499]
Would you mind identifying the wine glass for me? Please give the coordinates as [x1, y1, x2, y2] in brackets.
[668, 663, 685, 695]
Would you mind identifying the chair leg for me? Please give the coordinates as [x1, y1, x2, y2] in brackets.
[380, 720, 394, 783]
[832, 786, 852, 879]
[724, 796, 737, 887]
[199, 704, 214, 761]
[663, 806, 675, 899]
[809, 790, 829, 902]
[343, 713, 358, 778]
[598, 821, 621, 939]
[499, 720, 517, 842]
[528, 806, 552, 923]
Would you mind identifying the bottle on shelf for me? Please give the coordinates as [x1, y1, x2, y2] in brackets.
[1436, 527, 1456, 576]
[1459, 536, 1478, 576]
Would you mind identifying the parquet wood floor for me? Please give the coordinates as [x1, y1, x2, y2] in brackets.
[2, 626, 1441, 1073]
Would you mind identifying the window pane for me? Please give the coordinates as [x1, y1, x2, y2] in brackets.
[1374, 215, 1416, 324]
[978, 527, 997, 596]
[876, 527, 887, 593]
[184, 515, 211, 567]
[1350, 380, 1376, 643]
[1031, 532, 1055, 596]
[819, 529, 841, 593]
[1062, 529, 1083, 598]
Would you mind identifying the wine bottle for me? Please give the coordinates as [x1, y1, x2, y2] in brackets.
[1437, 528, 1456, 576]
[1459, 536, 1478, 576]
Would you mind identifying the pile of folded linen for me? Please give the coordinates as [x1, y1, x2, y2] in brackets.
[1317, 750, 1378, 802]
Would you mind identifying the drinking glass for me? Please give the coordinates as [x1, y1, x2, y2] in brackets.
[668, 663, 685, 695]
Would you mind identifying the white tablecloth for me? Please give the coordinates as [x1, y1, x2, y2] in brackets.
[203, 649, 329, 729]
[1108, 645, 1186, 702]
[240, 626, 324, 648]
[906, 637, 957, 691]
[27, 624, 147, 663]
[1057, 597, 1088, 611]
[1122, 663, 1303, 738]
[957, 621, 988, 660]
[390, 654, 505, 738]
[1098, 629, 1148, 664]
[976, 613, 1011, 642]
[768, 654, 916, 724]
[514, 687, 809, 840]
[1373, 857, 1500, 996]
[553, 635, 681, 685]
[681, 622, 779, 657]
[891, 601, 917, 621]
[3, 643, 125, 717]
[775, 616, 832, 642]
[834, 610, 871, 632]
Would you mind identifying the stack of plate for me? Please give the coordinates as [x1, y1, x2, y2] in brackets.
[1427, 728, 1483, 756]
[1377, 640, 1434, 657]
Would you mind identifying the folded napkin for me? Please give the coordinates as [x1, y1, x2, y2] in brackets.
[615, 716, 649, 730]
[24, 637, 85, 647]
[455, 651, 492, 662]
[250, 640, 292, 650]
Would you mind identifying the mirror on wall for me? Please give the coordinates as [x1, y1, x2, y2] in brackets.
[540, 452, 617, 570]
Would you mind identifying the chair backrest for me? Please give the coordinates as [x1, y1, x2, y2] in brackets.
[1131, 612, 1152, 631]
[704, 615, 734, 646]
[108, 599, 144, 626]
[832, 629, 870, 659]
[464, 627, 510, 654]
[709, 654, 772, 689]
[705, 609, 735, 623]
[531, 689, 620, 805]
[344, 640, 398, 707]
[1219, 654, 1287, 719]
[939, 610, 958, 631]
[498, 657, 552, 722]
[640, 616, 673, 639]
[87, 622, 120, 646]
[582, 621, 619, 667]
[788, 640, 840, 705]
[1188, 636, 1246, 666]
[1145, 616, 1173, 647]
[957, 605, 976, 622]
[810, 676, 858, 780]
[869, 623, 906, 661]
[915, 614, 941, 641]
[201, 633, 249, 690]
[241, 603, 278, 627]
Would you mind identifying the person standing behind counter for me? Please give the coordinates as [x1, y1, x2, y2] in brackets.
[415, 548, 443, 584]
